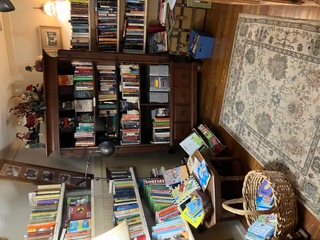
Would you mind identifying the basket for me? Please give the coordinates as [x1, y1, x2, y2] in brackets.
[222, 170, 297, 238]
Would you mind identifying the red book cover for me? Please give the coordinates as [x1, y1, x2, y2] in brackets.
[68, 204, 91, 220]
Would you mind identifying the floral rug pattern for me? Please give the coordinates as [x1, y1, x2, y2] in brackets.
[220, 13, 320, 219]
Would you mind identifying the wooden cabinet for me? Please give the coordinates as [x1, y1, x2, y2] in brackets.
[170, 62, 198, 146]
[43, 51, 198, 157]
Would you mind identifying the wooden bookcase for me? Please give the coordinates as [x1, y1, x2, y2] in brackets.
[70, 0, 149, 53]
[43, 50, 198, 157]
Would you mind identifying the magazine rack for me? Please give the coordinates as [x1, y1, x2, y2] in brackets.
[222, 170, 297, 238]
[191, 150, 245, 228]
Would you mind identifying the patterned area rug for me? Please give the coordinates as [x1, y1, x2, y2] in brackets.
[220, 13, 320, 220]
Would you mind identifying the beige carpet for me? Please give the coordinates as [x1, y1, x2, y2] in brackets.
[220, 13, 320, 220]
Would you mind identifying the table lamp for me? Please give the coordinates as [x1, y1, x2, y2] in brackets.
[0, 0, 15, 12]
[76, 141, 115, 186]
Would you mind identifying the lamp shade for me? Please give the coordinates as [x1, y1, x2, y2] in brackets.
[0, 0, 15, 12]
[98, 141, 115, 157]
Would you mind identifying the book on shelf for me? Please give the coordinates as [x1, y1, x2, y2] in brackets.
[148, 31, 168, 53]
[58, 75, 74, 86]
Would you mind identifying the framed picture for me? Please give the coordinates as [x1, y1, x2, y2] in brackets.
[0, 160, 92, 189]
[39, 25, 63, 50]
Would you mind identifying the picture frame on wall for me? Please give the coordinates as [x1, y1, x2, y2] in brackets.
[0, 160, 92, 189]
[39, 25, 63, 51]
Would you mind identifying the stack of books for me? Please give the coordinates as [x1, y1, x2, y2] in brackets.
[155, 204, 181, 223]
[72, 61, 95, 147]
[74, 113, 95, 147]
[123, 0, 146, 53]
[60, 189, 92, 239]
[111, 175, 146, 240]
[119, 63, 140, 145]
[72, 61, 94, 99]
[245, 179, 276, 240]
[151, 216, 191, 240]
[151, 114, 170, 144]
[26, 184, 65, 240]
[120, 63, 140, 99]
[120, 114, 140, 145]
[96, 0, 118, 51]
[70, 0, 90, 50]
[139, 177, 174, 214]
[97, 64, 118, 141]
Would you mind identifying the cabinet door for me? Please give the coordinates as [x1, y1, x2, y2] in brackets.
[170, 62, 198, 145]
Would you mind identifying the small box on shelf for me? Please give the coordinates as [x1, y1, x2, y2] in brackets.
[188, 30, 214, 59]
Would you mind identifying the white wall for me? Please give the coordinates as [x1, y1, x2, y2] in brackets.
[0, 1, 76, 239]
[0, 13, 16, 159]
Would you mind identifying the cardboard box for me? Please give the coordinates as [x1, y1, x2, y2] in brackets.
[188, 30, 214, 59]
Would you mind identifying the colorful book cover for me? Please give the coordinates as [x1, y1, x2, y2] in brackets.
[192, 156, 211, 191]
[179, 131, 205, 156]
[181, 206, 204, 228]
[246, 215, 276, 239]
[257, 179, 273, 197]
[68, 219, 91, 233]
[163, 165, 189, 187]
[169, 175, 200, 205]
[68, 204, 91, 220]
[66, 194, 91, 220]
[186, 196, 202, 216]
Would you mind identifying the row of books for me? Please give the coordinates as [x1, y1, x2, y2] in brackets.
[97, 64, 119, 141]
[71, 61, 95, 147]
[119, 63, 140, 145]
[151, 110, 170, 144]
[96, 0, 118, 51]
[139, 177, 173, 214]
[110, 167, 148, 240]
[139, 176, 196, 239]
[70, 0, 90, 50]
[74, 113, 95, 147]
[123, 0, 146, 53]
[26, 184, 65, 240]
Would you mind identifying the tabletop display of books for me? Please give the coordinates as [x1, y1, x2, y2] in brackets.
[245, 179, 277, 240]
[143, 160, 214, 240]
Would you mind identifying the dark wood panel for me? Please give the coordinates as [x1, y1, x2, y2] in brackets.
[199, 3, 320, 238]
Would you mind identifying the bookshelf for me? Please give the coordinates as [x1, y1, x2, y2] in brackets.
[26, 183, 65, 240]
[108, 167, 151, 240]
[69, 0, 150, 53]
[44, 50, 198, 157]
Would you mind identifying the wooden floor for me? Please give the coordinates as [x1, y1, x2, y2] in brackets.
[199, 3, 320, 239]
